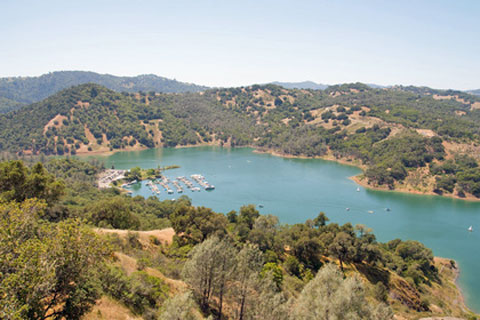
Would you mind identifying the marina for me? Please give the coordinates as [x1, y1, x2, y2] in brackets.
[122, 173, 215, 196]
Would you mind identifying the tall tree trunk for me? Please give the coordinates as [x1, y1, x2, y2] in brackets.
[218, 281, 225, 320]
[239, 289, 246, 320]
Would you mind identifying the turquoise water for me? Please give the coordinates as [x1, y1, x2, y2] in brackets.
[81, 146, 480, 311]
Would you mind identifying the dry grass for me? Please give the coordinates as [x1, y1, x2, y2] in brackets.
[43, 114, 68, 134]
[95, 227, 175, 247]
[416, 129, 437, 137]
[82, 296, 141, 320]
[113, 251, 187, 294]
[142, 119, 163, 147]
[471, 102, 480, 110]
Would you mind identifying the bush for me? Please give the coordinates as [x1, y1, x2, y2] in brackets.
[284, 256, 301, 277]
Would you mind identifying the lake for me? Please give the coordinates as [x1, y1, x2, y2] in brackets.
[80, 146, 480, 312]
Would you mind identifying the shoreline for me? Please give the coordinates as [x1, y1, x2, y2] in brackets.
[350, 174, 480, 203]
[77, 144, 480, 202]
[451, 259, 468, 314]
[434, 257, 474, 316]
[254, 147, 480, 202]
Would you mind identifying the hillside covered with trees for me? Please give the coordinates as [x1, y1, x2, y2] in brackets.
[0, 157, 476, 319]
[2, 82, 480, 199]
[0, 71, 208, 113]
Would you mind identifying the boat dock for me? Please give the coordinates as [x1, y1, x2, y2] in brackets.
[146, 181, 161, 195]
[171, 180, 183, 193]
[135, 174, 215, 196]
[191, 174, 215, 191]
[177, 176, 200, 192]
[157, 177, 174, 194]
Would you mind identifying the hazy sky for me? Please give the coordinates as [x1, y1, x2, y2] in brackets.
[1, 0, 479, 89]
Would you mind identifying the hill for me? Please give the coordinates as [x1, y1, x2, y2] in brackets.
[271, 81, 328, 90]
[0, 71, 208, 113]
[3, 82, 480, 200]
[271, 81, 387, 90]
[468, 89, 480, 96]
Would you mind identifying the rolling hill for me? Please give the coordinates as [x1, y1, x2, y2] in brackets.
[0, 71, 208, 113]
[468, 89, 480, 96]
[271, 81, 328, 90]
[2, 82, 480, 200]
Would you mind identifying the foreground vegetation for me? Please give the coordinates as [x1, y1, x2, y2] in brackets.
[0, 158, 477, 319]
[2, 82, 480, 199]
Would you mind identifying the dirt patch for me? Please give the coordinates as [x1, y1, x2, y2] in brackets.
[416, 129, 437, 137]
[433, 94, 454, 101]
[84, 126, 96, 143]
[442, 141, 480, 161]
[43, 114, 67, 134]
[432, 94, 467, 104]
[279, 94, 294, 104]
[76, 100, 90, 109]
[470, 102, 480, 110]
[330, 91, 341, 97]
[142, 119, 163, 147]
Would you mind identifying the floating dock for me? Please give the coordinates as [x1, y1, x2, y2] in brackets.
[191, 174, 215, 191]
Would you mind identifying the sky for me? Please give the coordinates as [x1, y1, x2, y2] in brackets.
[1, 0, 479, 90]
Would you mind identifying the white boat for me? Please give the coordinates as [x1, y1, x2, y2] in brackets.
[368, 210, 374, 214]
[346, 207, 350, 211]
[468, 226, 473, 232]
[356, 187, 360, 192]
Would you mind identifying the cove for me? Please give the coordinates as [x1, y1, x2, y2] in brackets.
[80, 146, 480, 312]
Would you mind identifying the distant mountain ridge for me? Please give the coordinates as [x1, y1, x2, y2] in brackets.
[270, 81, 328, 90]
[0, 71, 208, 113]
[468, 89, 480, 96]
[271, 81, 389, 90]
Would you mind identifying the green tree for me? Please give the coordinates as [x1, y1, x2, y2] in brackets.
[233, 244, 263, 320]
[0, 161, 64, 206]
[313, 211, 329, 228]
[159, 291, 197, 320]
[292, 264, 393, 320]
[328, 232, 356, 272]
[260, 263, 283, 289]
[0, 200, 111, 320]
[86, 196, 140, 229]
[126, 166, 142, 181]
[171, 205, 227, 244]
[182, 237, 236, 317]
